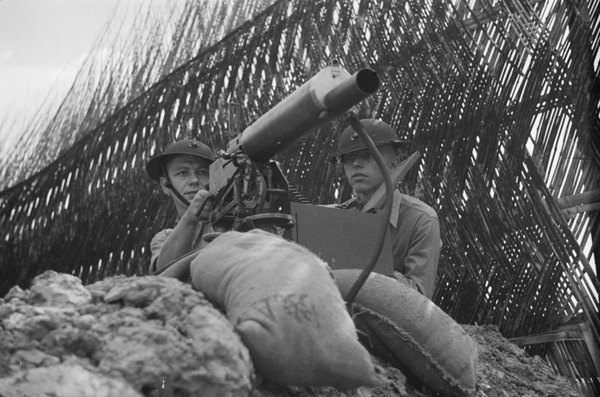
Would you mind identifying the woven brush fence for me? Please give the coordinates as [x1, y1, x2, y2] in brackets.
[0, 0, 599, 394]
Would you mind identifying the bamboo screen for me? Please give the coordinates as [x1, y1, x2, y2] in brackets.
[0, 0, 598, 352]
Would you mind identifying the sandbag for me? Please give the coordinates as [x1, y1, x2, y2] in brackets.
[332, 269, 478, 397]
[190, 229, 385, 388]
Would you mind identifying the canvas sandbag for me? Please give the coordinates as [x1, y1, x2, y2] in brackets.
[332, 269, 478, 397]
[190, 229, 385, 388]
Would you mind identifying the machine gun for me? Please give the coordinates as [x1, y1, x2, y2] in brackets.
[204, 65, 380, 238]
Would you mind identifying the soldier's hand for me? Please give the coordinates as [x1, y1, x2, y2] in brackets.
[187, 189, 212, 221]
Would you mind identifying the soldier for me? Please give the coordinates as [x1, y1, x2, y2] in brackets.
[330, 118, 441, 299]
[146, 139, 215, 274]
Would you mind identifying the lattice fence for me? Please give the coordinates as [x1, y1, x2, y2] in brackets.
[1, 0, 599, 394]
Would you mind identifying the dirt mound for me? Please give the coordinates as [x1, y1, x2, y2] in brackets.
[0, 272, 580, 397]
[0, 271, 253, 396]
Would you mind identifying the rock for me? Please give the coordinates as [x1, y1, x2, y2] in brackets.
[0, 363, 142, 397]
[29, 271, 92, 306]
[0, 271, 254, 397]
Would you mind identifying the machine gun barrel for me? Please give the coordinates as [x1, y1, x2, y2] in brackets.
[230, 66, 379, 162]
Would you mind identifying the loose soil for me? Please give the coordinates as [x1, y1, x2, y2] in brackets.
[0, 272, 581, 397]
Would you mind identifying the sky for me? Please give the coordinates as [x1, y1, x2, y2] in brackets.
[0, 0, 141, 145]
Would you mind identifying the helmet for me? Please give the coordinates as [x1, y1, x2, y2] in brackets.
[146, 139, 215, 181]
[329, 118, 410, 163]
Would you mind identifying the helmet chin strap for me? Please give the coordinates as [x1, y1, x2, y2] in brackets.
[161, 164, 191, 207]
[165, 181, 191, 207]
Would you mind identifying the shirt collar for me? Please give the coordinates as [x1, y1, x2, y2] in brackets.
[373, 189, 401, 228]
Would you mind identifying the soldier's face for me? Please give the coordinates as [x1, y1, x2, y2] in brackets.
[161, 155, 210, 201]
[343, 145, 398, 199]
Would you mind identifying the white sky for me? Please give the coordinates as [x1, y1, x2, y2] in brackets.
[0, 0, 141, 146]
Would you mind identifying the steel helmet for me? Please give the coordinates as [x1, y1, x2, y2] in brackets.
[329, 118, 410, 163]
[146, 139, 215, 181]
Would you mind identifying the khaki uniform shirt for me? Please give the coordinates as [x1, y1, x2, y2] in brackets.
[338, 190, 441, 299]
[149, 221, 212, 273]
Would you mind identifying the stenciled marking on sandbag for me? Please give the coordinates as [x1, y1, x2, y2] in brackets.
[250, 293, 320, 328]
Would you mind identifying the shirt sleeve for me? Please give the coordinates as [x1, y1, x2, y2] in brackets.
[149, 229, 172, 273]
[395, 214, 441, 299]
